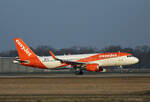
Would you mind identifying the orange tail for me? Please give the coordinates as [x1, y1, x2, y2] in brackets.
[14, 38, 46, 68]
[14, 38, 37, 60]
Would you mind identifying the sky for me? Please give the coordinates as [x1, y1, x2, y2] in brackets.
[0, 0, 150, 51]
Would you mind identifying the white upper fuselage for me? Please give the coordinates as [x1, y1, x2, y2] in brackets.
[38, 53, 139, 69]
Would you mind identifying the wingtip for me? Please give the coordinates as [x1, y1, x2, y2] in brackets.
[49, 51, 56, 59]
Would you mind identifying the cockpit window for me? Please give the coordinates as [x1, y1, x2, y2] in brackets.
[127, 55, 133, 57]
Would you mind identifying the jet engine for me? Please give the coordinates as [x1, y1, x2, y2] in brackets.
[86, 64, 106, 72]
[86, 64, 99, 72]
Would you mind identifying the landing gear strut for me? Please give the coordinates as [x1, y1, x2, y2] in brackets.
[75, 68, 83, 75]
[120, 65, 123, 72]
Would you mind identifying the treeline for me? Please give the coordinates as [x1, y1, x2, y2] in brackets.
[0, 45, 150, 68]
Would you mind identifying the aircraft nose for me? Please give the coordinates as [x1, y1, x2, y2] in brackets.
[134, 57, 139, 64]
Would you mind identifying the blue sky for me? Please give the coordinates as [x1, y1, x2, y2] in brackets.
[0, 0, 149, 51]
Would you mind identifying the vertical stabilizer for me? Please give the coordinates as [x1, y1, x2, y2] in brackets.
[14, 38, 46, 68]
[14, 38, 37, 60]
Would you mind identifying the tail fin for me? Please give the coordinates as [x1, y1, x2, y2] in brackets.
[14, 38, 37, 60]
[14, 38, 46, 68]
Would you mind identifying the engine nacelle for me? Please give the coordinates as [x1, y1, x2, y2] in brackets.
[86, 64, 106, 72]
[86, 64, 99, 72]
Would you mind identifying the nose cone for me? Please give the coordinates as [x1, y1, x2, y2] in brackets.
[133, 57, 139, 64]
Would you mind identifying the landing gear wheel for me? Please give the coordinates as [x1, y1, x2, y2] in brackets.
[75, 71, 83, 75]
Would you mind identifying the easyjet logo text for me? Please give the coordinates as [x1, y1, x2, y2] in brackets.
[16, 40, 32, 57]
[99, 54, 117, 58]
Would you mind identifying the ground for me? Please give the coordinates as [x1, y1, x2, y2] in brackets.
[0, 76, 150, 102]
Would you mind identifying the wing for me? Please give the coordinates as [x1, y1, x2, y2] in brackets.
[49, 51, 86, 65]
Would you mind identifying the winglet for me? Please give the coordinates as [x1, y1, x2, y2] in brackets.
[49, 51, 56, 59]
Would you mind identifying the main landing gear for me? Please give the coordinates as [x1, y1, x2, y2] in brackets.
[75, 68, 83, 75]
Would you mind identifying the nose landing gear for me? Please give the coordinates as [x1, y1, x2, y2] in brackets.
[120, 65, 124, 72]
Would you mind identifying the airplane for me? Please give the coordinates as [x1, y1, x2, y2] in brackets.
[13, 38, 139, 75]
